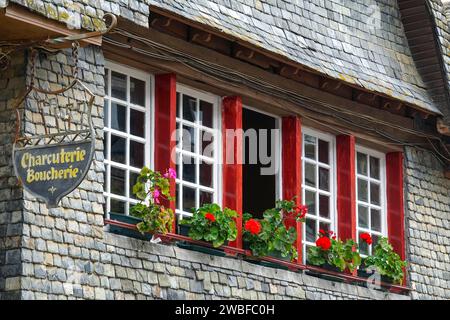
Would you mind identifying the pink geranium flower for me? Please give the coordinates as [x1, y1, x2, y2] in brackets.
[152, 188, 161, 204]
[164, 168, 177, 179]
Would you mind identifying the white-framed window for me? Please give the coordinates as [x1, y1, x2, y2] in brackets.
[175, 84, 221, 218]
[103, 62, 153, 217]
[302, 128, 336, 263]
[355, 145, 387, 255]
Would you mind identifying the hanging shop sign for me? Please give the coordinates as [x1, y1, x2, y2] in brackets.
[12, 45, 96, 208]
[9, 14, 116, 208]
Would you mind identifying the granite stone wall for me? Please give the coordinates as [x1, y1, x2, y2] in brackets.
[14, 46, 107, 300]
[404, 147, 450, 299]
[0, 51, 26, 300]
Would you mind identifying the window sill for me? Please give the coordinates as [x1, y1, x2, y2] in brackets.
[104, 218, 411, 296]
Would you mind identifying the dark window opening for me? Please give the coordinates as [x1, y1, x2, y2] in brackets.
[242, 108, 277, 219]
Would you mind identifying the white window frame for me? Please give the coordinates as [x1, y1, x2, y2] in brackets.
[301, 127, 337, 263]
[175, 84, 222, 218]
[103, 61, 154, 218]
[242, 105, 283, 204]
[355, 145, 387, 256]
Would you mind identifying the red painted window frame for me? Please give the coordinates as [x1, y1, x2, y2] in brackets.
[281, 116, 303, 264]
[386, 152, 405, 260]
[154, 73, 177, 232]
[336, 135, 357, 241]
[221, 96, 243, 249]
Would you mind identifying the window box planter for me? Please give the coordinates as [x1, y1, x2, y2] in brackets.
[108, 212, 152, 241]
[305, 263, 346, 283]
[242, 241, 289, 270]
[176, 221, 227, 257]
[175, 241, 227, 257]
[177, 223, 190, 237]
[357, 267, 394, 285]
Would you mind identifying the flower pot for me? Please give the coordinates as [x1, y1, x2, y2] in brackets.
[176, 241, 227, 257]
[108, 212, 152, 241]
[177, 223, 190, 237]
[305, 262, 346, 282]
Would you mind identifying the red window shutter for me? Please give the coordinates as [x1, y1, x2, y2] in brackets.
[154, 73, 177, 231]
[222, 96, 243, 249]
[386, 152, 405, 260]
[336, 135, 357, 241]
[281, 116, 302, 263]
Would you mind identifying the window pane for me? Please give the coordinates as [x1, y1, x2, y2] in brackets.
[182, 156, 196, 183]
[176, 92, 180, 118]
[201, 130, 214, 158]
[304, 135, 316, 159]
[130, 77, 145, 106]
[130, 141, 144, 168]
[110, 167, 126, 196]
[371, 209, 381, 232]
[105, 164, 109, 193]
[357, 152, 367, 175]
[200, 191, 213, 206]
[176, 184, 180, 210]
[183, 94, 197, 122]
[104, 99, 109, 127]
[318, 139, 329, 164]
[304, 162, 316, 187]
[370, 182, 380, 205]
[305, 218, 316, 242]
[319, 222, 330, 234]
[370, 156, 380, 180]
[319, 194, 329, 218]
[182, 125, 196, 152]
[110, 198, 126, 215]
[305, 190, 316, 215]
[111, 103, 126, 132]
[199, 100, 213, 128]
[175, 152, 181, 181]
[182, 186, 196, 213]
[129, 172, 139, 199]
[372, 234, 380, 248]
[200, 161, 213, 187]
[318, 167, 329, 191]
[111, 71, 126, 100]
[358, 205, 369, 229]
[357, 178, 368, 202]
[359, 232, 369, 255]
[104, 68, 109, 95]
[104, 132, 108, 158]
[130, 109, 145, 138]
[305, 245, 313, 263]
[110, 135, 126, 164]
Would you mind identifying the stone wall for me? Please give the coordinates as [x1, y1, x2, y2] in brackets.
[15, 46, 107, 300]
[76, 232, 407, 300]
[0, 51, 26, 300]
[404, 146, 450, 299]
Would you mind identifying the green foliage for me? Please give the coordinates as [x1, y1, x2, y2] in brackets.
[364, 237, 406, 284]
[180, 203, 238, 248]
[308, 238, 362, 272]
[243, 199, 300, 261]
[129, 167, 175, 235]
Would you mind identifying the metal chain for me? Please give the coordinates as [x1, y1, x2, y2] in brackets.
[71, 41, 79, 80]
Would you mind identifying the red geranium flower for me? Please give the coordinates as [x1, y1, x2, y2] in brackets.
[360, 232, 372, 245]
[295, 205, 308, 219]
[244, 219, 261, 235]
[316, 236, 331, 251]
[205, 212, 216, 223]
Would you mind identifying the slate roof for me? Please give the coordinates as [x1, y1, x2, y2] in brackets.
[147, 0, 441, 114]
[428, 0, 450, 121]
[3, 0, 447, 114]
